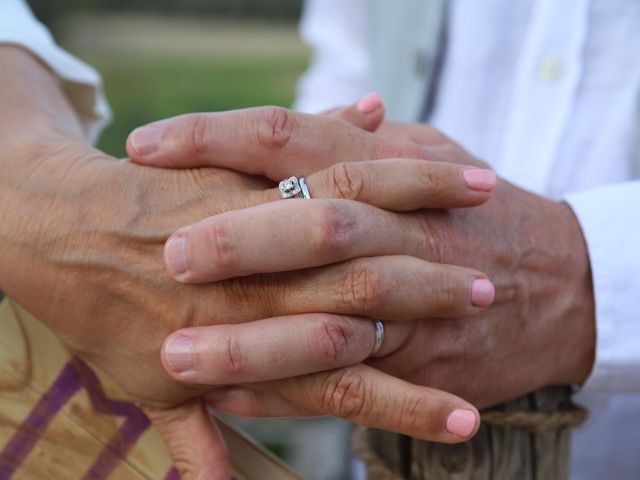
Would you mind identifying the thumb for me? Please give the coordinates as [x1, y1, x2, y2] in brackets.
[143, 399, 230, 480]
[322, 92, 385, 132]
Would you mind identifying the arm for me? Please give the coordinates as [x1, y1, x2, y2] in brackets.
[0, 46, 231, 478]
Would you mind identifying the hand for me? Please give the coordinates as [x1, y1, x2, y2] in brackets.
[130, 105, 595, 420]
[124, 103, 499, 442]
[1, 51, 490, 478]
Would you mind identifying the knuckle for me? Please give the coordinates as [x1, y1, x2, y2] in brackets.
[211, 333, 244, 381]
[309, 203, 356, 258]
[397, 393, 429, 432]
[413, 214, 457, 263]
[330, 163, 365, 200]
[186, 114, 210, 156]
[205, 220, 237, 272]
[321, 370, 372, 419]
[415, 162, 439, 192]
[313, 316, 354, 364]
[255, 106, 296, 152]
[396, 393, 442, 435]
[432, 268, 462, 313]
[340, 262, 388, 313]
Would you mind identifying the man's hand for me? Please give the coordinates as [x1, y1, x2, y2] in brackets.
[129, 110, 595, 419]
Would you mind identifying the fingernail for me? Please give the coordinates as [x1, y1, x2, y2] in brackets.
[471, 278, 496, 308]
[130, 124, 162, 155]
[164, 335, 194, 373]
[462, 169, 497, 192]
[446, 409, 477, 438]
[165, 234, 188, 277]
[357, 92, 382, 114]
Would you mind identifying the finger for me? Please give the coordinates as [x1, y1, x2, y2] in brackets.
[259, 364, 481, 443]
[126, 106, 428, 180]
[143, 399, 229, 480]
[205, 388, 318, 418]
[322, 92, 385, 132]
[160, 313, 410, 385]
[277, 257, 496, 319]
[164, 199, 398, 282]
[261, 159, 496, 209]
[163, 201, 495, 307]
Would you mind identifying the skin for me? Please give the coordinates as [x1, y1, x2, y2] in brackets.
[0, 46, 497, 479]
[129, 103, 596, 418]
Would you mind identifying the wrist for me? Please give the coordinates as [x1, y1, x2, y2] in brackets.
[0, 139, 95, 291]
[546, 201, 596, 385]
[502, 186, 595, 390]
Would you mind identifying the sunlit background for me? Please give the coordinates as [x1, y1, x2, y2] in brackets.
[25, 2, 353, 479]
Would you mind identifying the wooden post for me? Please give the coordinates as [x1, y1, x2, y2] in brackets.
[355, 387, 586, 480]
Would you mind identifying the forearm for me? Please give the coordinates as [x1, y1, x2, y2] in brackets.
[0, 45, 85, 151]
[0, 47, 99, 298]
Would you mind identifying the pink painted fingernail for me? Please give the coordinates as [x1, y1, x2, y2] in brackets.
[471, 278, 496, 308]
[165, 234, 188, 277]
[462, 169, 497, 192]
[164, 335, 194, 373]
[357, 92, 382, 114]
[130, 124, 162, 155]
[446, 409, 477, 438]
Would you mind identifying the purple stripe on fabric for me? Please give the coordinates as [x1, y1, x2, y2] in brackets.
[0, 362, 82, 478]
[72, 359, 150, 480]
[164, 467, 180, 480]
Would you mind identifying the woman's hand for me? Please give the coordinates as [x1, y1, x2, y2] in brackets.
[130, 99, 594, 438]
[126, 102, 499, 444]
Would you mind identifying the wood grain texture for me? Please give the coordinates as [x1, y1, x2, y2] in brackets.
[0, 298, 299, 480]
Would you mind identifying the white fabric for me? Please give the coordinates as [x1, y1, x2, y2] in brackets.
[0, 0, 111, 143]
[298, 0, 640, 478]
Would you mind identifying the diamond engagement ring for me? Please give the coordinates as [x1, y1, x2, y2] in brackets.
[279, 176, 311, 199]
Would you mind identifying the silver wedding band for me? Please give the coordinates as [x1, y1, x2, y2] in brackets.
[299, 177, 311, 199]
[279, 176, 311, 199]
[371, 320, 385, 357]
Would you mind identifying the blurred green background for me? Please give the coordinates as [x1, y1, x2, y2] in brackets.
[30, 1, 308, 158]
[22, 2, 354, 479]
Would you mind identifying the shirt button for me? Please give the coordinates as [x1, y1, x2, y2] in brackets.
[537, 56, 564, 82]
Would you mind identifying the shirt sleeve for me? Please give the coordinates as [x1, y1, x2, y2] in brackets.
[565, 181, 640, 393]
[293, 0, 370, 113]
[0, 0, 111, 144]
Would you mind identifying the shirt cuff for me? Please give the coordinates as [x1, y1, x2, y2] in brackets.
[565, 181, 640, 393]
[0, 0, 111, 144]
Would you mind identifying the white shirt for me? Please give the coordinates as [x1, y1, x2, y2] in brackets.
[3, 0, 640, 478]
[0, 0, 110, 144]
[296, 0, 640, 478]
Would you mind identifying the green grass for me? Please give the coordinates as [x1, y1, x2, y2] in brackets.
[95, 55, 308, 157]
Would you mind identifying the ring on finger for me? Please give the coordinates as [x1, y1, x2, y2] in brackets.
[279, 176, 311, 199]
[370, 319, 385, 357]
